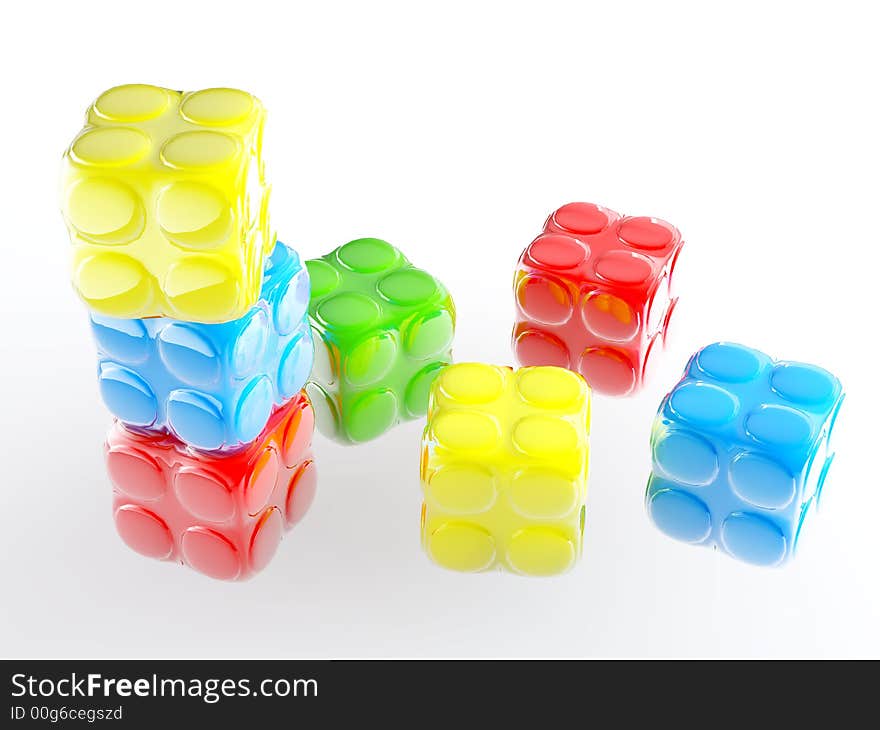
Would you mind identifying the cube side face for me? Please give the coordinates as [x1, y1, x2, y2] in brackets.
[108, 394, 317, 580]
[420, 363, 590, 576]
[305, 239, 455, 443]
[513, 202, 682, 396]
[646, 342, 843, 566]
[62, 84, 272, 323]
[91, 243, 313, 452]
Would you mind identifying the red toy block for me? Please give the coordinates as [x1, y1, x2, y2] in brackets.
[513, 202, 684, 396]
[107, 393, 316, 580]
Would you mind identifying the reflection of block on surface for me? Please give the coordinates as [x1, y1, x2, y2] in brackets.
[92, 242, 313, 452]
[107, 393, 316, 580]
[646, 342, 844, 567]
[306, 238, 455, 443]
[420, 363, 590, 576]
[61, 84, 273, 322]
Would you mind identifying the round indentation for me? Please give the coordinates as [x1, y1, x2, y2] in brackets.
[514, 329, 570, 369]
[286, 460, 317, 526]
[98, 363, 157, 426]
[513, 416, 579, 458]
[618, 217, 675, 250]
[432, 411, 500, 452]
[316, 292, 381, 331]
[577, 347, 636, 396]
[509, 469, 579, 519]
[278, 332, 314, 399]
[745, 405, 812, 447]
[439, 363, 505, 404]
[669, 382, 738, 427]
[507, 527, 576, 576]
[114, 505, 173, 559]
[345, 332, 397, 386]
[721, 512, 787, 567]
[181, 527, 241, 580]
[91, 315, 149, 364]
[405, 362, 448, 417]
[582, 291, 639, 342]
[552, 202, 609, 235]
[426, 522, 496, 572]
[336, 238, 399, 273]
[106, 448, 165, 501]
[647, 487, 712, 543]
[158, 323, 221, 386]
[516, 273, 573, 325]
[157, 182, 231, 250]
[75, 253, 152, 313]
[180, 88, 255, 126]
[250, 508, 284, 574]
[526, 234, 587, 269]
[281, 402, 314, 466]
[245, 448, 280, 516]
[161, 131, 238, 170]
[234, 376, 274, 444]
[428, 465, 496, 513]
[695, 342, 763, 383]
[71, 127, 150, 167]
[274, 271, 310, 336]
[174, 468, 235, 522]
[770, 363, 837, 406]
[377, 268, 438, 305]
[305, 260, 340, 299]
[66, 178, 145, 244]
[94, 84, 170, 121]
[305, 382, 339, 440]
[167, 390, 225, 450]
[653, 429, 719, 486]
[729, 453, 796, 510]
[165, 257, 238, 322]
[230, 311, 268, 378]
[516, 367, 584, 410]
[347, 389, 399, 442]
[595, 250, 653, 285]
[404, 310, 455, 360]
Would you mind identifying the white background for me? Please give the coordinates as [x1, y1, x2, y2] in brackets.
[1, 0, 877, 658]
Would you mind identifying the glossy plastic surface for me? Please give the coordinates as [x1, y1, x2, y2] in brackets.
[420, 363, 590, 576]
[92, 242, 313, 452]
[108, 393, 316, 581]
[62, 84, 273, 322]
[513, 202, 683, 396]
[306, 238, 455, 443]
[646, 342, 844, 566]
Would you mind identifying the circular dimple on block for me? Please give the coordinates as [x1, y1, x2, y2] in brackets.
[428, 465, 496, 513]
[729, 453, 796, 510]
[165, 257, 238, 322]
[507, 527, 576, 576]
[305, 382, 339, 440]
[181, 527, 241, 580]
[347, 389, 399, 443]
[526, 234, 588, 269]
[234, 376, 274, 444]
[114, 505, 173, 559]
[514, 329, 570, 369]
[75, 253, 152, 313]
[669, 382, 739, 426]
[516, 273, 572, 325]
[282, 403, 314, 466]
[94, 84, 170, 121]
[91, 316, 149, 363]
[245, 448, 280, 516]
[161, 131, 238, 169]
[721, 512, 787, 567]
[404, 310, 454, 360]
[345, 332, 397, 387]
[552, 202, 609, 235]
[439, 363, 505, 404]
[577, 347, 636, 396]
[98, 363, 158, 426]
[286, 461, 317, 526]
[158, 323, 221, 386]
[274, 274, 310, 336]
[405, 362, 448, 417]
[157, 182, 231, 250]
[513, 416, 579, 458]
[250, 508, 284, 574]
[516, 367, 584, 409]
[278, 332, 314, 399]
[618, 217, 675, 251]
[167, 390, 225, 451]
[336, 238, 399, 273]
[71, 127, 150, 167]
[770, 363, 837, 406]
[316, 292, 380, 331]
[427, 522, 496, 572]
[745, 405, 812, 447]
[653, 430, 719, 486]
[595, 251, 653, 285]
[509, 470, 579, 519]
[180, 88, 255, 126]
[106, 448, 165, 501]
[696, 342, 763, 382]
[305, 260, 340, 299]
[231, 311, 268, 378]
[582, 291, 639, 342]
[433, 411, 500, 452]
[647, 488, 712, 543]
[377, 268, 438, 305]
[174, 468, 235, 523]
[66, 178, 145, 244]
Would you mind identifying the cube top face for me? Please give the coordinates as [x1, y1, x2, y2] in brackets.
[647, 342, 844, 567]
[108, 394, 317, 581]
[306, 238, 455, 443]
[513, 202, 683, 396]
[421, 363, 591, 576]
[91, 242, 313, 452]
[62, 84, 272, 323]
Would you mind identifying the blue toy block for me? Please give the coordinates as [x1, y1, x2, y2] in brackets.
[646, 342, 843, 566]
[92, 242, 314, 452]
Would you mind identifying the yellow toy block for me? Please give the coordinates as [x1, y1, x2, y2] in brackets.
[420, 363, 591, 576]
[61, 84, 274, 322]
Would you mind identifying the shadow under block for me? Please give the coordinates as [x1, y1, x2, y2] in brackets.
[62, 84, 273, 322]
[421, 363, 591, 576]
[108, 393, 316, 580]
[646, 342, 844, 566]
[306, 238, 455, 443]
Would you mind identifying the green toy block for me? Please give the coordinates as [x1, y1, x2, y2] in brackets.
[306, 238, 455, 443]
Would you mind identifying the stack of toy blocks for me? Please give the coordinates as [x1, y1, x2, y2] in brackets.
[61, 84, 316, 580]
